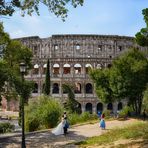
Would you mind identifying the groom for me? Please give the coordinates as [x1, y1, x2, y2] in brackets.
[63, 111, 69, 135]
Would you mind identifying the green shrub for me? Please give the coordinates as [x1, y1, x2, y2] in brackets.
[118, 106, 133, 118]
[102, 110, 111, 118]
[0, 122, 15, 134]
[68, 112, 98, 125]
[25, 95, 64, 132]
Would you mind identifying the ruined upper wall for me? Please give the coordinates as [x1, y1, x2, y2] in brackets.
[16, 34, 145, 60]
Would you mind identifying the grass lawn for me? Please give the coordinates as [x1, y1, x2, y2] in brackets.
[76, 120, 148, 148]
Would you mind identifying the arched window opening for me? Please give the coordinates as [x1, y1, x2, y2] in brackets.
[43, 64, 47, 74]
[33, 83, 38, 93]
[52, 83, 59, 94]
[107, 64, 112, 68]
[97, 103, 103, 113]
[77, 103, 82, 114]
[33, 64, 39, 75]
[63, 63, 70, 74]
[53, 64, 60, 74]
[85, 83, 93, 94]
[118, 102, 123, 110]
[85, 103, 92, 114]
[74, 83, 81, 94]
[107, 103, 113, 110]
[97, 64, 102, 69]
[85, 64, 92, 74]
[74, 64, 81, 74]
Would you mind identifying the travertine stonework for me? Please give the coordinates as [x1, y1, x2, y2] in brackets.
[16, 34, 147, 113]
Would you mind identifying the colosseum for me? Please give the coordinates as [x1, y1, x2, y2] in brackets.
[12, 34, 147, 114]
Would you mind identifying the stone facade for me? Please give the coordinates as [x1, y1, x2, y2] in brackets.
[15, 34, 147, 113]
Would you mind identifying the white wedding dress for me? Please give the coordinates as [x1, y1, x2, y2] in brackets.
[52, 121, 65, 135]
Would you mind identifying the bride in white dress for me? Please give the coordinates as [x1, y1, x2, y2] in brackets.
[52, 116, 66, 135]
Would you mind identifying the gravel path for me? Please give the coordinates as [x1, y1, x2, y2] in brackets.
[0, 118, 140, 148]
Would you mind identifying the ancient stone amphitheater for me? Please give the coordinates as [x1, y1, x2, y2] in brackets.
[15, 34, 147, 113]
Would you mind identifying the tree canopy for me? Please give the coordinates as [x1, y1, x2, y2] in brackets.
[90, 48, 148, 114]
[135, 8, 148, 46]
[0, 0, 84, 20]
[0, 22, 33, 103]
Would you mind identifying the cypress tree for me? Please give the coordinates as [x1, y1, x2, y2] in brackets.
[44, 59, 50, 95]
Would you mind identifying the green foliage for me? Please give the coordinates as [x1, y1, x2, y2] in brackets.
[76, 122, 148, 147]
[25, 95, 64, 132]
[62, 83, 80, 113]
[0, 122, 15, 134]
[118, 106, 133, 118]
[102, 109, 111, 118]
[44, 59, 50, 95]
[0, 0, 84, 21]
[0, 23, 33, 103]
[90, 68, 114, 103]
[142, 86, 148, 112]
[135, 8, 148, 47]
[90, 48, 148, 115]
[68, 112, 98, 125]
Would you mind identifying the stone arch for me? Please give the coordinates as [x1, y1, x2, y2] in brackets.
[43, 63, 47, 74]
[118, 102, 123, 110]
[97, 103, 103, 112]
[74, 83, 81, 94]
[85, 63, 92, 74]
[107, 103, 113, 110]
[33, 64, 39, 74]
[52, 83, 59, 94]
[97, 64, 102, 69]
[33, 83, 38, 93]
[107, 63, 112, 68]
[85, 103, 92, 114]
[77, 103, 82, 114]
[53, 63, 60, 74]
[63, 63, 71, 74]
[85, 83, 93, 94]
[74, 63, 82, 74]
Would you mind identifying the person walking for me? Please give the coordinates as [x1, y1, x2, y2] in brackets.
[99, 113, 106, 130]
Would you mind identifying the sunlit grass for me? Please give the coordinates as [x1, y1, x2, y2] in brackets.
[76, 121, 148, 147]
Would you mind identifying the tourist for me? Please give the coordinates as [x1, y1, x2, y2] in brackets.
[99, 113, 106, 129]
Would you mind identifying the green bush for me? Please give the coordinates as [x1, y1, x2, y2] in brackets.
[68, 112, 98, 125]
[102, 110, 111, 118]
[118, 106, 133, 118]
[25, 95, 64, 132]
[0, 122, 15, 134]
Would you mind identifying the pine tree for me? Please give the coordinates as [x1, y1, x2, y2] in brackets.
[44, 59, 50, 95]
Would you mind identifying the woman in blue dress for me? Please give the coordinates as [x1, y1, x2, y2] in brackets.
[99, 113, 106, 129]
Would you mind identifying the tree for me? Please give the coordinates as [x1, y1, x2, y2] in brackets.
[90, 48, 148, 115]
[0, 23, 33, 103]
[62, 83, 80, 113]
[44, 59, 50, 95]
[0, 0, 84, 20]
[135, 8, 148, 46]
[89, 68, 114, 103]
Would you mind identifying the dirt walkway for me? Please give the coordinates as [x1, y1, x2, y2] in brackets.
[0, 118, 141, 148]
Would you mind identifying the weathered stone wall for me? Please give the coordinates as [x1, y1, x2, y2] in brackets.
[9, 34, 147, 113]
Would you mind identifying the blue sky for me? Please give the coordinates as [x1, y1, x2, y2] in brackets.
[1, 0, 148, 39]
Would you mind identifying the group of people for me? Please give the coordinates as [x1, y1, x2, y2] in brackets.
[52, 111, 69, 136]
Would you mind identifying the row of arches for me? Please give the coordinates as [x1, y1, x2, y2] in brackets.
[33, 82, 93, 94]
[32, 63, 105, 75]
[85, 102, 123, 114]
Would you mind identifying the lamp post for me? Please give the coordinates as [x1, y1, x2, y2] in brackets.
[19, 62, 26, 148]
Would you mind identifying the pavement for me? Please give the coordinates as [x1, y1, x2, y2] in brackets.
[0, 118, 141, 148]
